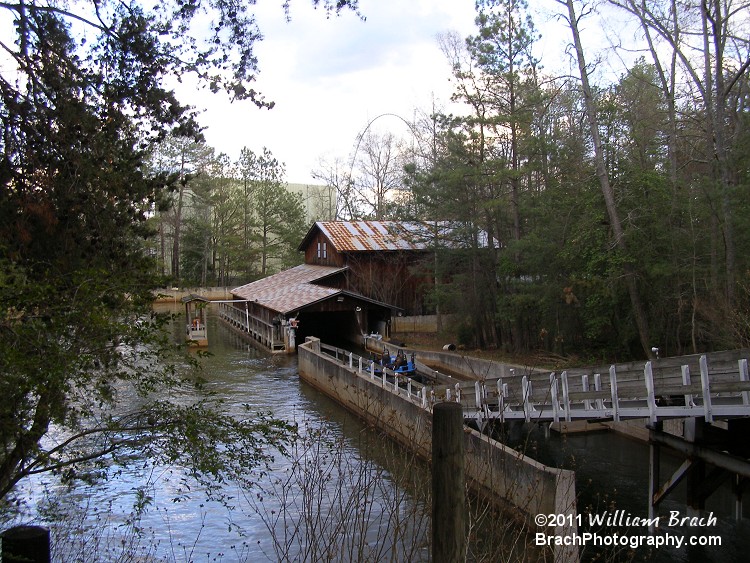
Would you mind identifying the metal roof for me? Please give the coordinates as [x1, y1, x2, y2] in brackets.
[300, 221, 498, 252]
[180, 293, 211, 303]
[231, 264, 346, 315]
[312, 221, 433, 252]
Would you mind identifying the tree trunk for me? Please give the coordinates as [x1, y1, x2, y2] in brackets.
[614, 0, 745, 306]
[703, 0, 735, 303]
[562, 0, 653, 358]
[171, 183, 183, 281]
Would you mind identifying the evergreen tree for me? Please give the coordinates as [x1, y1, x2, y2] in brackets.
[0, 0, 357, 502]
[243, 148, 306, 275]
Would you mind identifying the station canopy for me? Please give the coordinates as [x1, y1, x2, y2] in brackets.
[231, 264, 395, 316]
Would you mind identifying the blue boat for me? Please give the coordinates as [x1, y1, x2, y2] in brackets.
[372, 350, 416, 377]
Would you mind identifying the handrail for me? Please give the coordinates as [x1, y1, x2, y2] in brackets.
[314, 343, 750, 425]
[456, 354, 750, 424]
[318, 343, 432, 407]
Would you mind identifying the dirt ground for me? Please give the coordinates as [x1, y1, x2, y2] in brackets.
[389, 331, 582, 371]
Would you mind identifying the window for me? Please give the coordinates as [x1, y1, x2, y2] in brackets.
[323, 242, 327, 259]
[317, 242, 321, 258]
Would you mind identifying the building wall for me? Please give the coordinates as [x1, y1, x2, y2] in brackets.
[304, 232, 344, 267]
[301, 242, 431, 314]
[341, 252, 431, 314]
[286, 183, 337, 223]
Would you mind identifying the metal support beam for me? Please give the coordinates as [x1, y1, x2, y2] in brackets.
[648, 422, 750, 519]
[652, 458, 692, 508]
[649, 427, 750, 480]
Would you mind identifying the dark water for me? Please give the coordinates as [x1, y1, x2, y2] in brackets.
[6, 306, 750, 562]
[503, 422, 750, 562]
[4, 308, 430, 562]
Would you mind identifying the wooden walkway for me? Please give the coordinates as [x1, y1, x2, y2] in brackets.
[324, 344, 750, 426]
[453, 351, 750, 426]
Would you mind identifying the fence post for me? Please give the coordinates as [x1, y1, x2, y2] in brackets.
[432, 402, 466, 562]
[1, 525, 51, 562]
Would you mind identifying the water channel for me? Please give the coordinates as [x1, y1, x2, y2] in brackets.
[5, 306, 433, 561]
[4, 306, 750, 562]
[503, 423, 750, 562]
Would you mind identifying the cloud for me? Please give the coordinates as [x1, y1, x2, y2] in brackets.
[189, 0, 477, 183]
[255, 0, 471, 81]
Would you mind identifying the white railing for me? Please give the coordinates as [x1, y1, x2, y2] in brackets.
[459, 355, 750, 425]
[317, 345, 750, 426]
[218, 302, 284, 350]
[319, 343, 433, 409]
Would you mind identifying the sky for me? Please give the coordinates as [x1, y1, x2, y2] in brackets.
[185, 0, 480, 184]
[180, 0, 632, 185]
[0, 0, 637, 186]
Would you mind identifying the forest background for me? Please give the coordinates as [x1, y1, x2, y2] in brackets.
[153, 0, 750, 362]
[0, 0, 748, 556]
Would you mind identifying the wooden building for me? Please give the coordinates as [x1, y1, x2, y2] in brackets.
[224, 221, 484, 353]
[298, 221, 438, 314]
[223, 263, 395, 352]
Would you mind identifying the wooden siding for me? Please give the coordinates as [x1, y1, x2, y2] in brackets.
[299, 223, 436, 315]
[304, 232, 344, 267]
[342, 251, 431, 314]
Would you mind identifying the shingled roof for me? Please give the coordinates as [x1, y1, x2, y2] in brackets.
[231, 264, 345, 315]
[230, 263, 396, 315]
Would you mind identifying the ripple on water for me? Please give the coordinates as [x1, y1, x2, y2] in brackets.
[3, 314, 430, 562]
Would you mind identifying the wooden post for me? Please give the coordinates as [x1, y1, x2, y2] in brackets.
[1, 525, 50, 562]
[685, 418, 706, 514]
[432, 402, 466, 562]
[648, 421, 663, 531]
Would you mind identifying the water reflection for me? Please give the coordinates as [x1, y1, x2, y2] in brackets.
[500, 422, 750, 562]
[8, 305, 750, 562]
[2, 309, 431, 562]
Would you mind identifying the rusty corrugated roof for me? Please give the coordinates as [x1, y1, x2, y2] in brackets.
[315, 221, 433, 252]
[231, 264, 346, 315]
[300, 221, 497, 252]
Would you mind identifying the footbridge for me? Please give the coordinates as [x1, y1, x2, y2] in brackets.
[432, 349, 750, 523]
[452, 351, 750, 428]
[355, 343, 750, 427]
[356, 341, 750, 521]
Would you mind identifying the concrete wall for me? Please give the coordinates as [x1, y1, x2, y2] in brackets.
[153, 287, 234, 302]
[298, 337, 577, 562]
[391, 314, 458, 333]
[364, 335, 545, 381]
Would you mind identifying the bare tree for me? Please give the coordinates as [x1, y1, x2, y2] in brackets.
[608, 0, 750, 303]
[313, 155, 359, 220]
[353, 130, 406, 220]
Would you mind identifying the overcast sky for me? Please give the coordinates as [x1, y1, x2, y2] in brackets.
[186, 0, 479, 184]
[183, 0, 624, 185]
